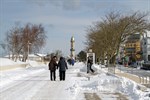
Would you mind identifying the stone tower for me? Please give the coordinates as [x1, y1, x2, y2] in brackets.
[70, 36, 75, 59]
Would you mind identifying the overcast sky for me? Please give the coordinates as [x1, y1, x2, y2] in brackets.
[0, 0, 149, 56]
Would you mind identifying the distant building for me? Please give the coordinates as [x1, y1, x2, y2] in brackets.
[124, 34, 142, 61]
[142, 31, 150, 62]
[4, 54, 45, 62]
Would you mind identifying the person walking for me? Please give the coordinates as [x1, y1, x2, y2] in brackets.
[87, 56, 94, 73]
[57, 57, 68, 81]
[71, 58, 75, 66]
[48, 56, 58, 81]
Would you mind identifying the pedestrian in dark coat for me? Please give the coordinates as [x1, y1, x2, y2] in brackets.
[71, 58, 75, 66]
[57, 57, 68, 81]
[87, 56, 94, 73]
[48, 56, 58, 81]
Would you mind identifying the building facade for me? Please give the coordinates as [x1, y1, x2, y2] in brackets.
[142, 32, 150, 62]
[124, 34, 142, 61]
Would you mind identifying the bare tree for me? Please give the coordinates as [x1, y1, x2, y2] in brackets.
[86, 11, 150, 65]
[3, 23, 46, 62]
[3, 26, 23, 61]
[21, 23, 46, 61]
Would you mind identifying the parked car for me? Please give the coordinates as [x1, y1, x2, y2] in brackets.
[130, 62, 137, 68]
[141, 61, 150, 70]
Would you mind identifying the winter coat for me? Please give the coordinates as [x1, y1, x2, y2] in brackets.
[57, 57, 68, 71]
[49, 59, 58, 71]
[87, 59, 93, 67]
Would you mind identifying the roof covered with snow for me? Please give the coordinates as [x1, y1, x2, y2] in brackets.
[4, 54, 46, 58]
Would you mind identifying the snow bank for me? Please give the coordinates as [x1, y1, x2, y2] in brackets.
[0, 58, 47, 71]
[0, 58, 28, 67]
[0, 58, 27, 71]
[68, 63, 150, 100]
[0, 58, 17, 66]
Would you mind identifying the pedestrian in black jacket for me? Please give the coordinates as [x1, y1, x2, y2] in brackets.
[87, 56, 94, 73]
[57, 57, 68, 81]
[48, 56, 58, 81]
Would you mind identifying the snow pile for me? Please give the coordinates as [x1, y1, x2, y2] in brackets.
[117, 77, 150, 100]
[0, 58, 47, 70]
[0, 58, 27, 70]
[68, 63, 150, 100]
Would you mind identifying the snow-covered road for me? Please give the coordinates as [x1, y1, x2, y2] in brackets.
[0, 63, 150, 100]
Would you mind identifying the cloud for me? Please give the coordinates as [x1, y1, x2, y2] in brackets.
[27, 0, 149, 13]
[28, 0, 81, 10]
[13, 14, 99, 29]
[48, 24, 55, 29]
[63, 0, 80, 10]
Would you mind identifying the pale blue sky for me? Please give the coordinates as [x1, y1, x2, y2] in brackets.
[0, 0, 149, 56]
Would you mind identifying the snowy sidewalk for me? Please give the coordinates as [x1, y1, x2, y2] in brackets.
[31, 68, 78, 100]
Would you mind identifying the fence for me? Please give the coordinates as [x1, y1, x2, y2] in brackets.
[139, 76, 150, 84]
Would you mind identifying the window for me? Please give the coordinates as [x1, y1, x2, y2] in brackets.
[148, 55, 150, 61]
[134, 44, 136, 47]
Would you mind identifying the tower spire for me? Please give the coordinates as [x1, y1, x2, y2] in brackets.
[70, 36, 75, 59]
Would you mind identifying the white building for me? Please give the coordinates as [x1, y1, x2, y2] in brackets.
[4, 53, 45, 62]
[142, 31, 150, 62]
